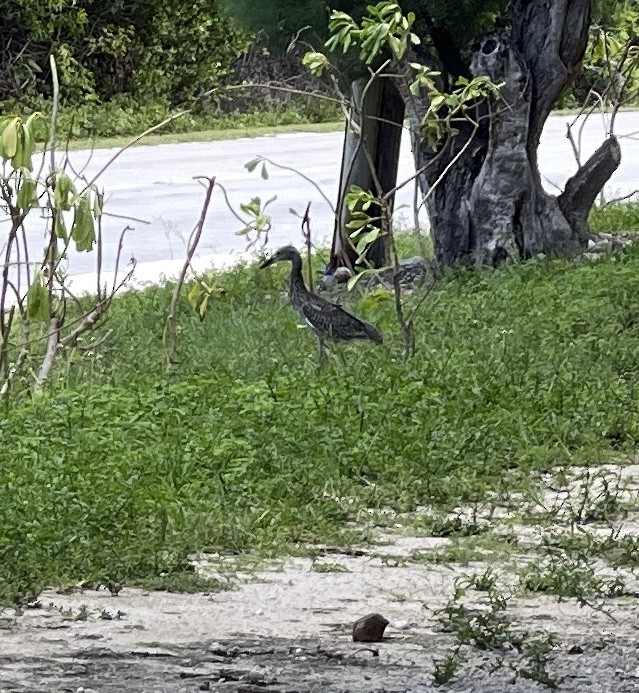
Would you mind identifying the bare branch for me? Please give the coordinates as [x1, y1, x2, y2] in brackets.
[164, 176, 216, 366]
[47, 55, 59, 173]
[301, 202, 314, 293]
[253, 155, 335, 213]
[82, 111, 190, 193]
[33, 316, 62, 395]
[59, 307, 106, 350]
[558, 136, 622, 234]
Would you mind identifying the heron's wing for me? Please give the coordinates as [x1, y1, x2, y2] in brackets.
[300, 293, 381, 341]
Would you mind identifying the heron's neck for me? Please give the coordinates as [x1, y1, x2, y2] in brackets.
[288, 254, 307, 292]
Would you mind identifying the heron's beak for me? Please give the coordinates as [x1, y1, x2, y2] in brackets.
[259, 256, 275, 269]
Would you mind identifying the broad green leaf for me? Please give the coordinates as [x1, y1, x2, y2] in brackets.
[198, 294, 209, 320]
[187, 282, 202, 305]
[71, 194, 96, 252]
[54, 214, 68, 241]
[53, 171, 77, 211]
[26, 273, 49, 323]
[356, 228, 380, 254]
[92, 192, 102, 219]
[360, 287, 393, 312]
[0, 118, 20, 161]
[16, 176, 38, 211]
[346, 268, 378, 291]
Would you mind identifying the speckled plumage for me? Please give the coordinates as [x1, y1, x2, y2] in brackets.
[260, 245, 382, 362]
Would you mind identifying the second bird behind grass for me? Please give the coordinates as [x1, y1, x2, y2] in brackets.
[260, 245, 383, 366]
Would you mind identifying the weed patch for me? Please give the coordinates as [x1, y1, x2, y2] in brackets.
[2, 244, 639, 604]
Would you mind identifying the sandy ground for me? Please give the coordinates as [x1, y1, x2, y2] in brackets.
[1, 467, 639, 692]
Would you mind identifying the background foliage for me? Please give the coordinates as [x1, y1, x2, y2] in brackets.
[2, 0, 637, 140]
[2, 0, 248, 106]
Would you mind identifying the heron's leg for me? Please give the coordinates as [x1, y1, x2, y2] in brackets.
[316, 335, 328, 367]
[335, 344, 347, 366]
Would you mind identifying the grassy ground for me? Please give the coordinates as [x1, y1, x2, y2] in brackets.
[66, 121, 343, 151]
[16, 96, 632, 152]
[1, 204, 639, 605]
[589, 199, 639, 233]
[5, 98, 344, 151]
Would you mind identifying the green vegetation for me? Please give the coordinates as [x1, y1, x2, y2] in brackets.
[311, 561, 351, 573]
[64, 121, 343, 152]
[2, 0, 341, 144]
[225, 0, 507, 61]
[3, 0, 633, 146]
[3, 0, 248, 107]
[435, 574, 562, 688]
[1, 192, 639, 604]
[3, 99, 341, 147]
[589, 199, 639, 234]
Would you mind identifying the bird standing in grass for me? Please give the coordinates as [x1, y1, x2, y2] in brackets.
[260, 245, 383, 365]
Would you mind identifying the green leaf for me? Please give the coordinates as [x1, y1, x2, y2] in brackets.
[345, 217, 370, 230]
[0, 118, 20, 160]
[261, 163, 269, 180]
[360, 287, 393, 312]
[244, 157, 261, 173]
[355, 228, 380, 255]
[187, 282, 203, 306]
[26, 273, 49, 323]
[53, 171, 77, 212]
[92, 192, 102, 219]
[16, 176, 38, 211]
[54, 214, 68, 241]
[198, 294, 209, 320]
[346, 267, 379, 291]
[70, 193, 96, 252]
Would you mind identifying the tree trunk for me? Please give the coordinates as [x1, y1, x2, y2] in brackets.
[399, 0, 621, 267]
[329, 76, 405, 272]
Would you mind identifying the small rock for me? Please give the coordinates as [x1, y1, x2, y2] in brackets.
[568, 643, 584, 655]
[591, 239, 612, 252]
[352, 613, 389, 642]
[390, 620, 411, 631]
[372, 257, 430, 289]
[333, 267, 353, 284]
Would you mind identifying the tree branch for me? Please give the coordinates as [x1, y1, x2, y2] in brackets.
[164, 176, 216, 366]
[558, 136, 622, 235]
[33, 316, 61, 395]
[512, 0, 591, 155]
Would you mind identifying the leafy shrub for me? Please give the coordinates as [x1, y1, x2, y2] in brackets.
[1, 0, 249, 106]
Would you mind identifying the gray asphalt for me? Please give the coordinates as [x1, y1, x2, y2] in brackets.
[20, 111, 639, 283]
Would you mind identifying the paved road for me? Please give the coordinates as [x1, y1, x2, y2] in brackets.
[17, 111, 639, 289]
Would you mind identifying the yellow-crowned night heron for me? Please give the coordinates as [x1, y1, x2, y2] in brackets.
[260, 245, 382, 364]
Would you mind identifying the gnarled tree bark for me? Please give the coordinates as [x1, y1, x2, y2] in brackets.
[330, 76, 405, 272]
[411, 0, 620, 267]
[339, 0, 621, 270]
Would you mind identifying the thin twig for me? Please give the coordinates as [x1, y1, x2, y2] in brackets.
[33, 315, 62, 395]
[48, 55, 59, 173]
[164, 176, 216, 366]
[252, 156, 335, 213]
[81, 111, 189, 193]
[301, 202, 313, 292]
